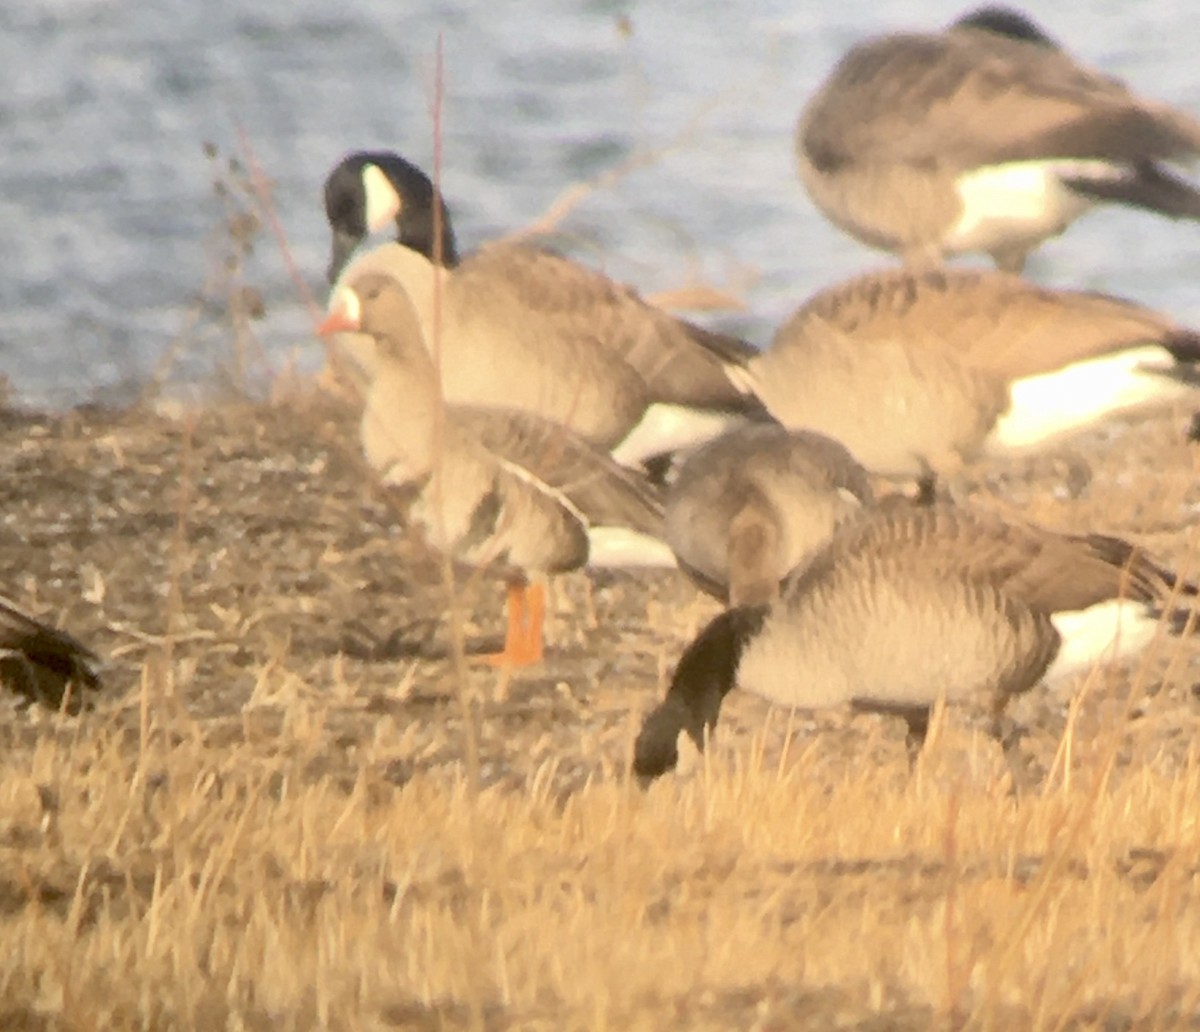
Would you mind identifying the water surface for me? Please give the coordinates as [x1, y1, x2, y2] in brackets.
[3, 0, 1199, 406]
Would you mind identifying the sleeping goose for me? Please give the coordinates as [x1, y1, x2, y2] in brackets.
[1, 595, 101, 710]
[322, 150, 768, 468]
[664, 424, 875, 606]
[795, 5, 1200, 271]
[741, 267, 1200, 489]
[635, 498, 1197, 782]
[318, 271, 675, 667]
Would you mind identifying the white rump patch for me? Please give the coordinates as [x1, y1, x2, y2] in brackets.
[363, 163, 402, 234]
[988, 346, 1190, 452]
[587, 526, 678, 569]
[610, 404, 741, 469]
[1044, 598, 1161, 687]
[947, 159, 1121, 253]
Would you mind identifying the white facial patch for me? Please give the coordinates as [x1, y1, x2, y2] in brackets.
[328, 285, 363, 327]
[363, 164, 402, 234]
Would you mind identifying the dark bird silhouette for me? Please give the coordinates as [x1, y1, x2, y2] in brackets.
[0, 596, 101, 711]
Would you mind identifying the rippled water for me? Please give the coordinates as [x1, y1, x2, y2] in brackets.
[3, 0, 1200, 407]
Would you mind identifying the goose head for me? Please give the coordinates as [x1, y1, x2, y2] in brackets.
[324, 150, 459, 283]
[317, 272, 425, 365]
[951, 6, 1061, 47]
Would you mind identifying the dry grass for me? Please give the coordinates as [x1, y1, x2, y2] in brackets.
[4, 127, 1200, 1030]
[3, 665, 1200, 1031]
[0, 387, 1199, 1030]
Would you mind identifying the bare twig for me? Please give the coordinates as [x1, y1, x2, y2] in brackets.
[233, 120, 323, 328]
[424, 38, 481, 803]
[500, 100, 716, 243]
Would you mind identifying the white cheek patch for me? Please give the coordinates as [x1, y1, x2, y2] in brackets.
[363, 163, 402, 234]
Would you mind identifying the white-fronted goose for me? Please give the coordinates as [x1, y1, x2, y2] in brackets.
[796, 6, 1200, 271]
[635, 498, 1197, 781]
[742, 267, 1200, 485]
[664, 424, 875, 606]
[322, 150, 768, 467]
[318, 272, 674, 667]
[1, 595, 101, 710]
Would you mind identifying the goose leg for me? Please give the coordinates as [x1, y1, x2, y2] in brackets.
[989, 245, 1029, 275]
[484, 581, 545, 668]
[1187, 412, 1200, 444]
[989, 696, 1039, 794]
[901, 242, 947, 272]
[913, 474, 939, 507]
[901, 706, 931, 769]
[521, 582, 546, 664]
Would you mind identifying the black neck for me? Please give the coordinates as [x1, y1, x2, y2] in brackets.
[398, 189, 460, 267]
[633, 605, 768, 782]
[363, 152, 461, 266]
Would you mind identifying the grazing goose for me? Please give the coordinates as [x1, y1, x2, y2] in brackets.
[1, 595, 101, 710]
[795, 5, 1200, 271]
[741, 267, 1200, 487]
[635, 499, 1197, 782]
[665, 424, 875, 606]
[318, 272, 674, 667]
[322, 150, 768, 467]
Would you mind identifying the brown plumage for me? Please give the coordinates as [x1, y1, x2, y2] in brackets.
[744, 267, 1200, 483]
[0, 595, 100, 711]
[664, 424, 875, 606]
[634, 499, 1194, 782]
[795, 6, 1200, 270]
[323, 151, 767, 467]
[328, 242, 652, 451]
[318, 272, 673, 667]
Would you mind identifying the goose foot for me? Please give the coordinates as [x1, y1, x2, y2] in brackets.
[482, 581, 546, 668]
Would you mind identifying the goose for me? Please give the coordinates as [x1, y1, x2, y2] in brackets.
[740, 267, 1200, 488]
[317, 271, 675, 667]
[1, 595, 101, 710]
[322, 150, 768, 468]
[664, 424, 875, 606]
[795, 5, 1200, 271]
[634, 498, 1197, 782]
